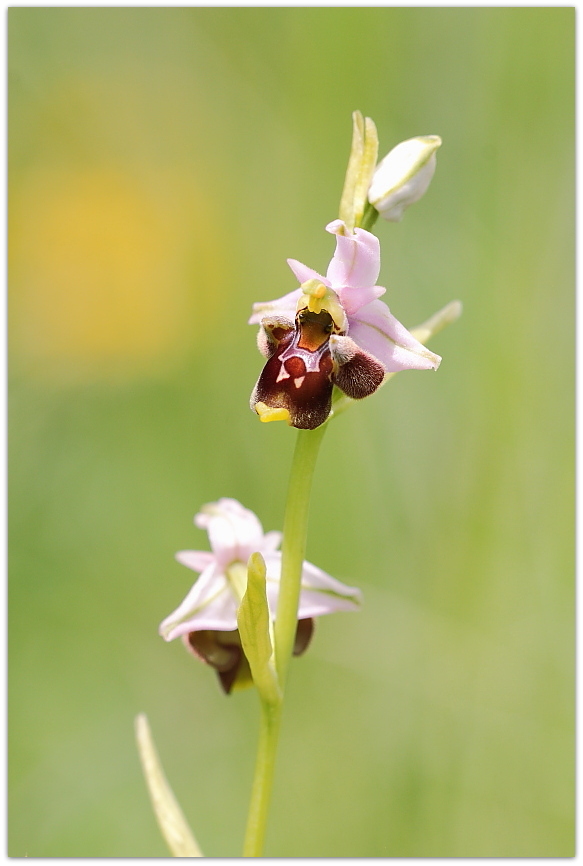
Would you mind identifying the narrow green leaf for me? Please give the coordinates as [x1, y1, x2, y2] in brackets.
[135, 714, 203, 858]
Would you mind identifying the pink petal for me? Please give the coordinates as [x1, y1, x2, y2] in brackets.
[298, 560, 362, 612]
[159, 563, 238, 639]
[249, 288, 302, 325]
[325, 220, 381, 289]
[336, 283, 386, 317]
[348, 300, 442, 372]
[296, 587, 362, 617]
[287, 258, 327, 286]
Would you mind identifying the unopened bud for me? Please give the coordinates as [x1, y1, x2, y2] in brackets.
[368, 135, 442, 222]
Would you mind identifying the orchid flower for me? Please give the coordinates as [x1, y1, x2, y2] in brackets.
[249, 219, 441, 430]
[159, 498, 361, 693]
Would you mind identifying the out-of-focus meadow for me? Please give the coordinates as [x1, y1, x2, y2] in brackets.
[8, 7, 574, 857]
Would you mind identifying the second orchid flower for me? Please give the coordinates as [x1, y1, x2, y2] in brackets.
[159, 498, 361, 693]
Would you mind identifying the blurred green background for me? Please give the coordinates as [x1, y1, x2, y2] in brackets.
[8, 7, 574, 857]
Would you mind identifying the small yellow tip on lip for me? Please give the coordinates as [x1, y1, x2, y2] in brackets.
[254, 402, 291, 424]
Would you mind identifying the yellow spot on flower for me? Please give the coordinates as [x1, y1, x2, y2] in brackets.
[299, 280, 328, 315]
[255, 402, 291, 424]
[297, 280, 346, 331]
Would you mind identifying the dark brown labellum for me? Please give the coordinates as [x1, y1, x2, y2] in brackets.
[251, 308, 386, 429]
[187, 620, 316, 694]
[252, 310, 336, 429]
[293, 617, 314, 656]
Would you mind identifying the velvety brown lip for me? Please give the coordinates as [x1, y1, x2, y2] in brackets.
[251, 306, 386, 430]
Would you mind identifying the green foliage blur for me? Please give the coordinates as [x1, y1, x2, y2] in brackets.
[8, 7, 574, 857]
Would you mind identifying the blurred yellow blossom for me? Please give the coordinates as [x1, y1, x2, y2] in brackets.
[10, 166, 225, 380]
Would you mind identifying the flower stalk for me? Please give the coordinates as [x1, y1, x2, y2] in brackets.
[243, 424, 327, 856]
[274, 425, 327, 688]
[242, 705, 282, 857]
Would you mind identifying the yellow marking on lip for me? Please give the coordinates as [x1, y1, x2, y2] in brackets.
[255, 402, 291, 424]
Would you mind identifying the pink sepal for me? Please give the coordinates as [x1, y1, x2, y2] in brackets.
[262, 553, 362, 618]
[159, 564, 238, 639]
[348, 300, 442, 372]
[249, 288, 302, 325]
[325, 219, 381, 288]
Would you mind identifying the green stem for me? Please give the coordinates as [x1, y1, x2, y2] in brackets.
[274, 425, 327, 690]
[358, 201, 379, 232]
[242, 424, 326, 856]
[242, 704, 281, 857]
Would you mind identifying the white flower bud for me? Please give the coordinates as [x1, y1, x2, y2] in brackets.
[367, 135, 442, 222]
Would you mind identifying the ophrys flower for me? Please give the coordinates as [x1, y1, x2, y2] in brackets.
[249, 219, 441, 429]
[159, 498, 361, 693]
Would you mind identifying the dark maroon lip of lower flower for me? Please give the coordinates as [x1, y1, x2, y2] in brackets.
[187, 621, 315, 694]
